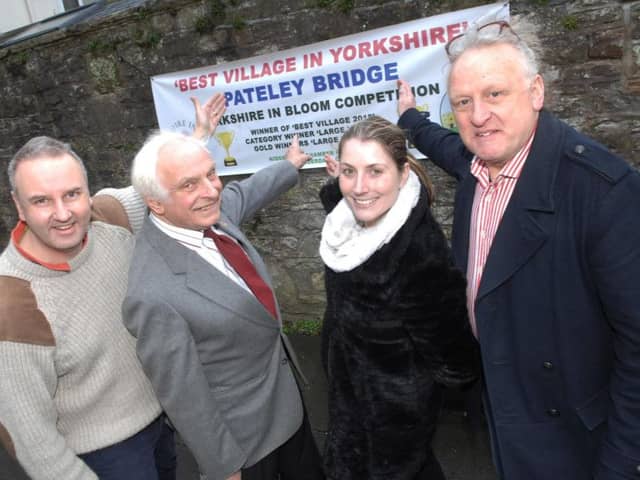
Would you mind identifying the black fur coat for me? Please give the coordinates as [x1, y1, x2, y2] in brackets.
[320, 180, 479, 480]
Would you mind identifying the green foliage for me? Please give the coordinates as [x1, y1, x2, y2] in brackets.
[562, 15, 579, 31]
[13, 50, 29, 65]
[5, 50, 30, 76]
[195, 0, 228, 34]
[193, 0, 248, 34]
[283, 319, 322, 336]
[129, 6, 162, 50]
[528, 0, 549, 5]
[314, 0, 354, 14]
[135, 29, 162, 49]
[195, 15, 215, 34]
[88, 38, 117, 56]
[133, 6, 152, 22]
[211, 0, 227, 19]
[231, 15, 247, 30]
[194, 0, 227, 35]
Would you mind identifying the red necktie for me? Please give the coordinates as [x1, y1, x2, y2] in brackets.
[204, 229, 277, 319]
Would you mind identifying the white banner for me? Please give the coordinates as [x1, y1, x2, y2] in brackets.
[151, 2, 508, 175]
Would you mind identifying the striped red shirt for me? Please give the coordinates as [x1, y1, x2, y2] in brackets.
[466, 133, 535, 336]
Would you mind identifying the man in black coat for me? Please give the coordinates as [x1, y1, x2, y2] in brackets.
[397, 21, 640, 479]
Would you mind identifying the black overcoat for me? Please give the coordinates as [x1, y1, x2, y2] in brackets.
[320, 181, 479, 480]
[399, 108, 640, 478]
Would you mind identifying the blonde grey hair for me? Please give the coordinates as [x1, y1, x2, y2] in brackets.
[447, 21, 539, 81]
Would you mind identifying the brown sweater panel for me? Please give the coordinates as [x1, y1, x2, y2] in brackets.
[0, 276, 54, 347]
[0, 423, 15, 459]
[91, 194, 132, 232]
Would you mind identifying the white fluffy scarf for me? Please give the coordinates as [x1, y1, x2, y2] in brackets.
[319, 170, 421, 272]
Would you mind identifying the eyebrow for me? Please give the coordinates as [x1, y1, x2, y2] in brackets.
[26, 186, 84, 201]
[340, 161, 387, 168]
[175, 176, 198, 187]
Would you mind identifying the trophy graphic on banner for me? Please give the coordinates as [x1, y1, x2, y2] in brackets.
[439, 94, 458, 132]
[215, 131, 237, 167]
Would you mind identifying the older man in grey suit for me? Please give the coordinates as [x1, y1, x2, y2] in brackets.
[122, 129, 324, 480]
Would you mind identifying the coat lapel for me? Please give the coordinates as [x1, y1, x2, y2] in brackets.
[475, 111, 561, 302]
[142, 216, 279, 329]
[451, 172, 476, 273]
[214, 216, 275, 289]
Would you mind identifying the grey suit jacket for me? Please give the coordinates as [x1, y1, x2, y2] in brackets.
[123, 161, 304, 480]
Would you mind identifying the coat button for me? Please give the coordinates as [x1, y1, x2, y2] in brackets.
[574, 144, 585, 154]
[281, 358, 288, 365]
[543, 361, 554, 370]
[547, 408, 560, 417]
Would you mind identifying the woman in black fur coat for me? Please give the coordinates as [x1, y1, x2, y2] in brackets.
[319, 116, 479, 480]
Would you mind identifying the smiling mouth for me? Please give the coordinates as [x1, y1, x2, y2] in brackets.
[53, 223, 75, 231]
[352, 198, 376, 206]
[194, 202, 216, 212]
[476, 130, 497, 138]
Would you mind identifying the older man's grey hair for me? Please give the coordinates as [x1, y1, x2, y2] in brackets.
[446, 20, 540, 82]
[8, 136, 87, 193]
[131, 130, 208, 200]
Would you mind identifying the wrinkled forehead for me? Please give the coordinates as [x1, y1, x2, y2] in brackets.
[156, 138, 215, 187]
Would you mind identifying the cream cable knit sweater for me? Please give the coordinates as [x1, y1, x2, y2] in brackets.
[0, 188, 161, 480]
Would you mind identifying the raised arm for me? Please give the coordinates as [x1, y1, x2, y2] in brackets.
[192, 93, 227, 141]
[318, 154, 342, 214]
[397, 79, 472, 181]
[397, 78, 417, 118]
[220, 137, 306, 226]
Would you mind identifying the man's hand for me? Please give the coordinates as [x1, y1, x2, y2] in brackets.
[397, 79, 417, 118]
[324, 153, 339, 178]
[285, 135, 311, 169]
[226, 472, 241, 480]
[192, 93, 227, 141]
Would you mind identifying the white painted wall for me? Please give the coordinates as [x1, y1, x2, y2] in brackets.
[1, 0, 87, 34]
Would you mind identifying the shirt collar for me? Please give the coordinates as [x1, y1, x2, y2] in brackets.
[150, 214, 209, 248]
[11, 220, 76, 272]
[470, 128, 537, 187]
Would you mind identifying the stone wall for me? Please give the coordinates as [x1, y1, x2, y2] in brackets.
[1, 0, 638, 328]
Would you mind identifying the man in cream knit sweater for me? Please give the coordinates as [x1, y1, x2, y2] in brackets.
[0, 136, 168, 480]
[0, 96, 225, 480]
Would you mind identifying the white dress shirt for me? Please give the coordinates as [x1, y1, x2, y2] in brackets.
[150, 214, 251, 294]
